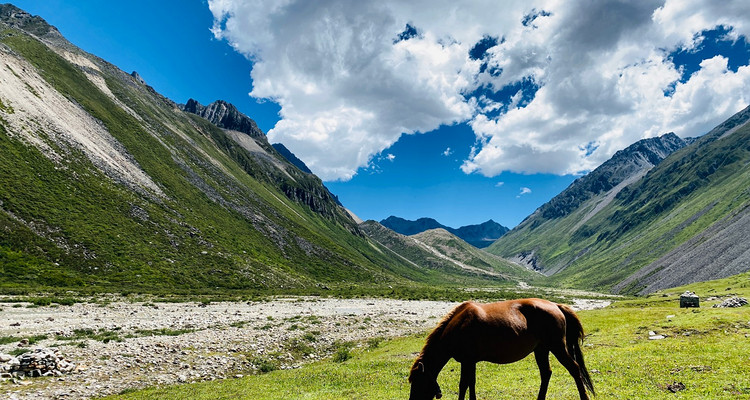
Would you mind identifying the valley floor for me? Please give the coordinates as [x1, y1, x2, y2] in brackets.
[0, 295, 609, 400]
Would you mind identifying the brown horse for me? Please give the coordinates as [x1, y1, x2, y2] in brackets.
[408, 299, 594, 400]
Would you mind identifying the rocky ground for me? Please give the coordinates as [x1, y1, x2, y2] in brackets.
[0, 296, 611, 400]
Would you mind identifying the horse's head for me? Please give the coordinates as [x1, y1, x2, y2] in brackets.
[408, 360, 442, 400]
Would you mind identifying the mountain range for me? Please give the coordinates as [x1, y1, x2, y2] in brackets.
[380, 216, 509, 248]
[0, 4, 501, 292]
[487, 107, 750, 294]
[3, 4, 750, 297]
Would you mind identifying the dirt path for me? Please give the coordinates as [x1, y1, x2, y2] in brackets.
[0, 297, 609, 399]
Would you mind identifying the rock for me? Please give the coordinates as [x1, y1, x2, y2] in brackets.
[131, 71, 146, 85]
[3, 348, 77, 379]
[712, 297, 748, 308]
[667, 382, 686, 393]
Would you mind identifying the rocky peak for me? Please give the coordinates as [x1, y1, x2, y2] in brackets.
[181, 98, 264, 139]
[0, 4, 60, 39]
[609, 132, 686, 167]
[537, 133, 688, 221]
[131, 71, 146, 85]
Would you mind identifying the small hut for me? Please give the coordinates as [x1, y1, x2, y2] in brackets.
[679, 291, 699, 308]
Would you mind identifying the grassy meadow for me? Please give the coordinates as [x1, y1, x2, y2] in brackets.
[103, 273, 750, 400]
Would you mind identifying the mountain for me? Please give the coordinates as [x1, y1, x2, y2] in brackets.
[487, 107, 750, 294]
[271, 143, 313, 174]
[359, 221, 536, 283]
[452, 220, 510, 248]
[181, 98, 264, 138]
[380, 216, 509, 248]
[381, 216, 444, 235]
[0, 5, 504, 292]
[181, 100, 315, 177]
[533, 132, 689, 222]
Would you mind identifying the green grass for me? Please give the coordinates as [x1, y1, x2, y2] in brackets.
[0, 334, 47, 345]
[56, 328, 123, 343]
[101, 279, 750, 400]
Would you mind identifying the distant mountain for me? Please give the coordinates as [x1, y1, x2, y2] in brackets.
[380, 216, 509, 248]
[488, 106, 750, 294]
[360, 221, 536, 282]
[381, 216, 445, 236]
[452, 220, 510, 248]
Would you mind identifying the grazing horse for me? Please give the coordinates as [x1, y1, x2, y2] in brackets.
[408, 299, 594, 400]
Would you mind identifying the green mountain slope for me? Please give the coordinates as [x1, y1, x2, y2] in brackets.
[0, 5, 501, 293]
[360, 221, 537, 284]
[487, 107, 750, 294]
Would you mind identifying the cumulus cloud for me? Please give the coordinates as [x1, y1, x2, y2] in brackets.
[209, 0, 750, 180]
[518, 187, 532, 197]
[461, 0, 750, 176]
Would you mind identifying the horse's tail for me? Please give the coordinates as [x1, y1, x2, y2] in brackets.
[557, 304, 595, 396]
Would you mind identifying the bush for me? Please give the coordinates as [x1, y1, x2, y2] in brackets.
[331, 341, 354, 363]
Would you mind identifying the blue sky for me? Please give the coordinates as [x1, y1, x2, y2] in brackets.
[12, 1, 750, 228]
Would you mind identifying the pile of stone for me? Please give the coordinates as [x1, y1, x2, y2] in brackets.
[0, 348, 76, 379]
[712, 297, 748, 308]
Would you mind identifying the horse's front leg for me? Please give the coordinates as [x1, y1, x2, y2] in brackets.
[458, 362, 476, 400]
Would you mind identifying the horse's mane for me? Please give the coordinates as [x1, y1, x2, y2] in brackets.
[409, 301, 474, 381]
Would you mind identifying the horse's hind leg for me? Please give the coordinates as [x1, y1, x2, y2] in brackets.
[534, 348, 552, 400]
[551, 347, 590, 400]
[458, 362, 476, 400]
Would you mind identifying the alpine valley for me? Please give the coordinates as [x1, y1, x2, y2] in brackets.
[2, 3, 750, 298]
[0, 5, 518, 294]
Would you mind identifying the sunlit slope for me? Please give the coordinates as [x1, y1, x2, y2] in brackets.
[0, 6, 488, 292]
[488, 106, 750, 294]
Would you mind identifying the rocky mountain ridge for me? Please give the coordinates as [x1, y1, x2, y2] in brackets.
[535, 132, 689, 223]
[181, 98, 264, 139]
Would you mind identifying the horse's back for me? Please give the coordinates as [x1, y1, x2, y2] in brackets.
[446, 299, 567, 363]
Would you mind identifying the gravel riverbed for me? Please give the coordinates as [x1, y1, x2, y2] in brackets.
[0, 297, 610, 399]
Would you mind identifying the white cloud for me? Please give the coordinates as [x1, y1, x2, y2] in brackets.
[209, 0, 750, 180]
[495, 181, 505, 187]
[462, 0, 750, 176]
[443, 147, 453, 156]
[386, 153, 396, 161]
[517, 187, 532, 197]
